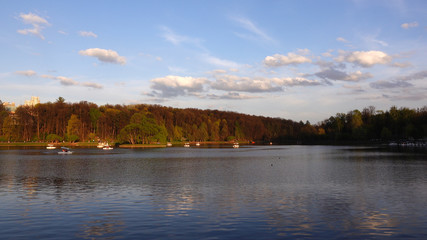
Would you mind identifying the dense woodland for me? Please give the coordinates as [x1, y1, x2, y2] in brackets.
[0, 98, 426, 144]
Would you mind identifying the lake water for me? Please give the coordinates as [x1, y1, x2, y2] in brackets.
[0, 145, 426, 239]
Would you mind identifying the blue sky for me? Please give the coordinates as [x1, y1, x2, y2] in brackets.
[1, 0, 426, 123]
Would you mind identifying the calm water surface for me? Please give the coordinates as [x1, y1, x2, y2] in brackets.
[0, 145, 426, 239]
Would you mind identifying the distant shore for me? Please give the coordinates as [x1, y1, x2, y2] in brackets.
[0, 141, 246, 148]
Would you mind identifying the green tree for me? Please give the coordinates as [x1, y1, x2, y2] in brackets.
[119, 123, 143, 144]
[235, 121, 245, 140]
[220, 119, 229, 141]
[46, 133, 63, 142]
[173, 125, 183, 141]
[67, 114, 81, 142]
[210, 119, 220, 141]
[89, 108, 101, 133]
[153, 124, 168, 143]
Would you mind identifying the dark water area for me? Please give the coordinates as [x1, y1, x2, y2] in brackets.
[0, 145, 426, 239]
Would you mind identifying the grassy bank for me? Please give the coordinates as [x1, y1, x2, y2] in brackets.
[0, 142, 48, 147]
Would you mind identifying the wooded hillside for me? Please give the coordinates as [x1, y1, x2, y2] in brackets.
[1, 98, 426, 144]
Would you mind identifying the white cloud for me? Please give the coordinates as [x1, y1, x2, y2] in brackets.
[19, 12, 49, 25]
[372, 39, 388, 47]
[336, 37, 349, 43]
[202, 54, 240, 68]
[40, 74, 103, 89]
[56, 76, 80, 86]
[79, 31, 98, 38]
[17, 12, 50, 40]
[232, 16, 276, 44]
[160, 26, 203, 47]
[79, 48, 126, 65]
[150, 75, 208, 97]
[161, 26, 186, 45]
[15, 70, 37, 77]
[81, 82, 103, 89]
[401, 22, 418, 29]
[41, 74, 79, 86]
[264, 52, 312, 67]
[335, 50, 392, 67]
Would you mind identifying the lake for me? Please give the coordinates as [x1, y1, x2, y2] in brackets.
[0, 145, 426, 239]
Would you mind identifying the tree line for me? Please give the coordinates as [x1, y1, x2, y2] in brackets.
[0, 98, 426, 144]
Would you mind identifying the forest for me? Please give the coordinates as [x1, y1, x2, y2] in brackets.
[1, 97, 426, 144]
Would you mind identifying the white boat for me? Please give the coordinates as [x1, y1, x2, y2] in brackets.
[184, 143, 190, 147]
[167, 142, 172, 147]
[46, 144, 56, 149]
[196, 142, 200, 146]
[97, 142, 105, 148]
[233, 143, 239, 148]
[58, 147, 73, 154]
[103, 143, 113, 150]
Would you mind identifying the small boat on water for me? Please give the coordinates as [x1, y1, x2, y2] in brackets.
[103, 143, 113, 150]
[46, 144, 56, 150]
[97, 142, 105, 148]
[184, 143, 190, 147]
[58, 147, 73, 154]
[233, 142, 239, 148]
[167, 142, 172, 147]
[196, 142, 200, 146]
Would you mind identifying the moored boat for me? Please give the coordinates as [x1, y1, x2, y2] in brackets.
[103, 143, 113, 150]
[46, 144, 56, 149]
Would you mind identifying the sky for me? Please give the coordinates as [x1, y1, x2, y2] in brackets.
[1, 0, 426, 123]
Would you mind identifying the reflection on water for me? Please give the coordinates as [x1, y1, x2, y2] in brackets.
[0, 146, 426, 239]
